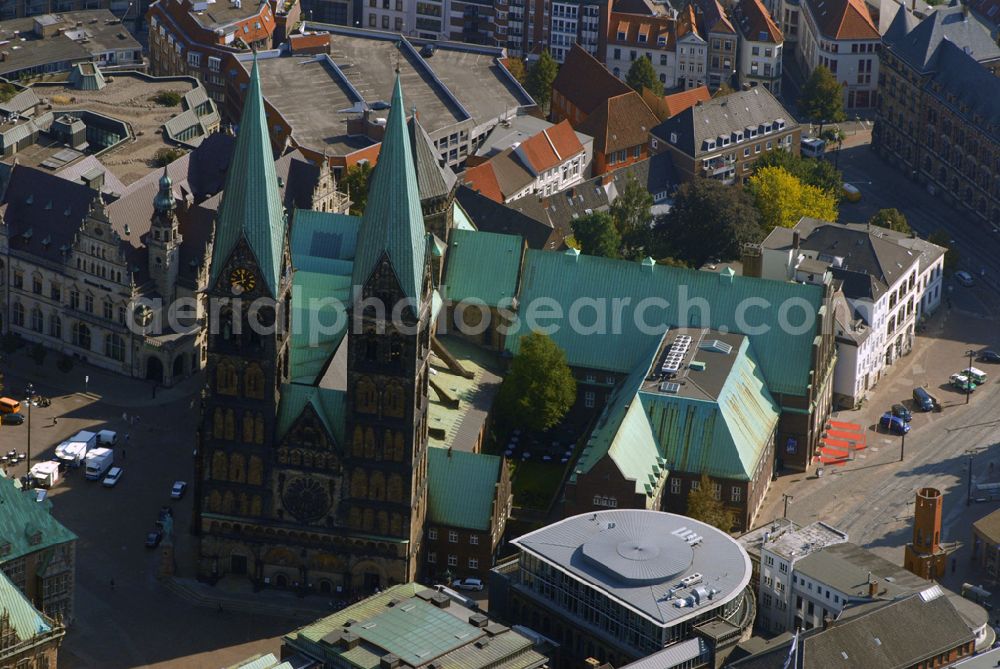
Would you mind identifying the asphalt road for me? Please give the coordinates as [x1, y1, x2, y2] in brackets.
[837, 144, 1000, 302]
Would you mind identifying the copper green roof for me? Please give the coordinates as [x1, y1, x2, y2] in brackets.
[276, 383, 346, 446]
[211, 55, 287, 296]
[289, 210, 360, 384]
[506, 250, 825, 397]
[352, 75, 427, 303]
[427, 446, 501, 531]
[443, 229, 523, 308]
[0, 570, 52, 643]
[0, 471, 76, 564]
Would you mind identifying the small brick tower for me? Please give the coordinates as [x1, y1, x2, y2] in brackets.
[904, 487, 948, 579]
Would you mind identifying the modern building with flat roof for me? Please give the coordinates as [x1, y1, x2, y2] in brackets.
[280, 582, 549, 669]
[491, 509, 755, 668]
[222, 26, 535, 173]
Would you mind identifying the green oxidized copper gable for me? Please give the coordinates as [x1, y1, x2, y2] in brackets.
[351, 75, 427, 305]
[210, 56, 286, 296]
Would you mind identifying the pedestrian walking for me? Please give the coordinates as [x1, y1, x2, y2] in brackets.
[122, 449, 126, 461]
[125, 433, 130, 445]
[122, 411, 128, 422]
[52, 417, 58, 426]
[110, 578, 115, 590]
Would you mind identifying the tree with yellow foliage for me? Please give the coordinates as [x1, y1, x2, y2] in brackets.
[748, 166, 838, 230]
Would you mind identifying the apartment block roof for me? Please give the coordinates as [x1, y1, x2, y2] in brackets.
[657, 86, 712, 119]
[734, 0, 784, 42]
[804, 0, 880, 40]
[695, 0, 737, 34]
[461, 154, 534, 202]
[512, 510, 752, 627]
[516, 120, 584, 175]
[427, 447, 502, 531]
[651, 85, 796, 158]
[608, 12, 677, 50]
[577, 91, 659, 156]
[453, 186, 557, 249]
[551, 44, 632, 118]
[0, 10, 142, 78]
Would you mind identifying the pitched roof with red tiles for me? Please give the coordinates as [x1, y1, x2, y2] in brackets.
[577, 91, 659, 155]
[552, 44, 632, 118]
[676, 5, 704, 39]
[735, 0, 783, 43]
[662, 86, 712, 117]
[805, 0, 879, 40]
[515, 120, 585, 174]
[608, 11, 677, 50]
[462, 162, 505, 202]
[695, 0, 737, 35]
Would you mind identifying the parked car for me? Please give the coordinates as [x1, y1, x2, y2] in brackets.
[880, 413, 910, 435]
[452, 578, 485, 592]
[842, 183, 862, 202]
[145, 530, 163, 548]
[1, 413, 25, 426]
[955, 270, 975, 287]
[800, 137, 826, 158]
[978, 350, 1000, 363]
[170, 481, 187, 499]
[891, 403, 912, 422]
[913, 387, 935, 412]
[951, 373, 976, 393]
[102, 466, 123, 488]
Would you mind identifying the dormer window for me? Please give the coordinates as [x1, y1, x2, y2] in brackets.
[735, 132, 743, 142]
[671, 132, 679, 144]
[618, 30, 626, 40]
[705, 139, 715, 150]
[658, 35, 667, 46]
[721, 136, 730, 146]
[776, 118, 786, 130]
[764, 123, 773, 134]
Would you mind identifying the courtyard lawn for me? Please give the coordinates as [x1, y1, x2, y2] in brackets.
[511, 460, 564, 510]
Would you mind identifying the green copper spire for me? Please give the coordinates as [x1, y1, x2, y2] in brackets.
[210, 54, 286, 296]
[352, 75, 426, 304]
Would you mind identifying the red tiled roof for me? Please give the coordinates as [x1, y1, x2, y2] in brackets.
[806, 0, 879, 40]
[516, 120, 584, 174]
[552, 44, 632, 118]
[677, 5, 702, 38]
[577, 91, 659, 155]
[461, 162, 504, 202]
[662, 86, 712, 117]
[696, 0, 737, 35]
[735, 0, 783, 43]
[608, 11, 676, 50]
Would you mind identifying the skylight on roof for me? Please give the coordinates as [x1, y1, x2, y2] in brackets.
[700, 340, 733, 354]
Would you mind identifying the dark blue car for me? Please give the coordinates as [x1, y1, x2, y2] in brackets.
[880, 413, 910, 435]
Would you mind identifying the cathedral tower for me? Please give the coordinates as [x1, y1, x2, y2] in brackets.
[343, 75, 433, 588]
[195, 54, 292, 580]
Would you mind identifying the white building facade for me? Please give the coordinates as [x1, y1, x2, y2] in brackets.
[797, 0, 881, 109]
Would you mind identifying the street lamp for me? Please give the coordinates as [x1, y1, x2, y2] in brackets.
[24, 382, 33, 480]
[966, 349, 976, 405]
[967, 447, 989, 506]
[899, 429, 906, 462]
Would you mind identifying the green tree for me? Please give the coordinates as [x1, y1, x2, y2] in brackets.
[625, 56, 664, 96]
[339, 162, 373, 216]
[652, 177, 763, 266]
[0, 83, 18, 103]
[928, 229, 960, 271]
[610, 174, 655, 259]
[495, 332, 576, 432]
[525, 51, 559, 110]
[152, 147, 183, 167]
[686, 473, 734, 532]
[505, 57, 528, 85]
[869, 208, 911, 233]
[798, 66, 845, 134]
[150, 90, 182, 106]
[748, 166, 838, 230]
[756, 149, 843, 197]
[572, 212, 621, 258]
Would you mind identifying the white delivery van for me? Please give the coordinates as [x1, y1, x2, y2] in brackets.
[84, 448, 114, 480]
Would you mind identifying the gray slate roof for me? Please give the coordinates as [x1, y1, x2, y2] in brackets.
[884, 1, 1000, 72]
[650, 86, 795, 158]
[408, 116, 457, 202]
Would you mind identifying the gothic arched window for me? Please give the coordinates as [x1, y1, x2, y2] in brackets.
[245, 363, 265, 399]
[212, 450, 227, 480]
[384, 382, 404, 419]
[356, 377, 377, 413]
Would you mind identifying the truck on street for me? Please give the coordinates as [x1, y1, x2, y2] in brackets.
[84, 448, 114, 480]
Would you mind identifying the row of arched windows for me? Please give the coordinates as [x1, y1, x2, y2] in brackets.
[216, 360, 265, 399]
[213, 408, 265, 444]
[206, 490, 263, 516]
[347, 506, 405, 536]
[11, 305, 126, 360]
[349, 468, 405, 502]
[277, 448, 338, 469]
[355, 377, 405, 417]
[211, 450, 264, 485]
[351, 426, 406, 462]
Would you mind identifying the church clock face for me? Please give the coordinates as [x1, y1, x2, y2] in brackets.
[229, 267, 256, 294]
[282, 477, 331, 523]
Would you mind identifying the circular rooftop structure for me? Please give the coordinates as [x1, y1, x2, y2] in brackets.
[581, 527, 694, 584]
